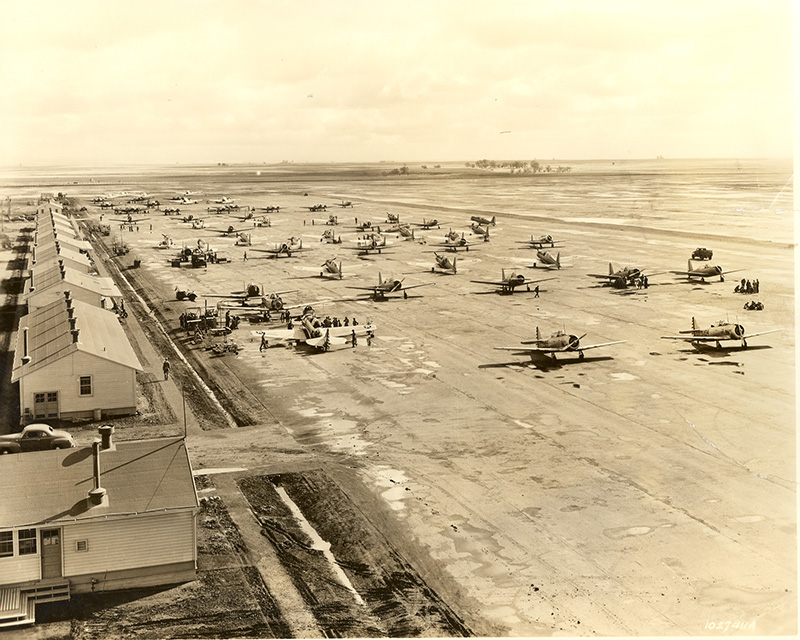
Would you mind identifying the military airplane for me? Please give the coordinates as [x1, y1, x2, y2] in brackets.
[252, 237, 305, 258]
[207, 205, 237, 213]
[99, 201, 115, 208]
[145, 200, 160, 208]
[258, 310, 375, 351]
[158, 234, 174, 249]
[434, 231, 480, 252]
[432, 253, 457, 274]
[255, 205, 281, 212]
[348, 234, 389, 255]
[386, 212, 400, 223]
[235, 232, 252, 246]
[91, 197, 108, 204]
[532, 249, 561, 269]
[415, 218, 440, 229]
[190, 218, 206, 229]
[336, 200, 356, 208]
[170, 196, 198, 204]
[162, 207, 181, 215]
[213, 197, 236, 204]
[314, 215, 338, 226]
[111, 212, 150, 224]
[384, 224, 415, 240]
[471, 269, 555, 294]
[671, 260, 743, 283]
[305, 204, 327, 212]
[206, 225, 252, 237]
[202, 284, 299, 305]
[495, 327, 627, 361]
[320, 258, 344, 279]
[470, 215, 496, 226]
[661, 316, 780, 349]
[320, 229, 342, 244]
[347, 273, 434, 301]
[587, 263, 663, 289]
[519, 234, 561, 248]
[355, 221, 380, 233]
[470, 222, 491, 238]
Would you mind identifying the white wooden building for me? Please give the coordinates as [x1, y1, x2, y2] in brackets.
[0, 433, 198, 625]
[25, 261, 121, 311]
[29, 240, 92, 274]
[11, 295, 142, 422]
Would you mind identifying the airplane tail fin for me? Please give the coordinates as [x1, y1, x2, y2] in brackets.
[609, 262, 614, 275]
[502, 268, 506, 280]
[339, 262, 343, 279]
[556, 253, 561, 269]
[378, 272, 383, 285]
[453, 256, 457, 274]
[491, 216, 496, 225]
[691, 316, 696, 331]
[536, 326, 541, 341]
[688, 258, 692, 271]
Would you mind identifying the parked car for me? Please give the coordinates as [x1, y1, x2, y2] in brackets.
[0, 424, 75, 454]
[692, 247, 713, 260]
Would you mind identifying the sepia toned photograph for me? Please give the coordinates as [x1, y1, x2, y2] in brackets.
[0, 1, 795, 637]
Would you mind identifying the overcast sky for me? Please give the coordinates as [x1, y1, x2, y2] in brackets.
[0, 0, 793, 165]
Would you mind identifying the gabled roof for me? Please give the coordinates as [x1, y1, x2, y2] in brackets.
[11, 297, 142, 382]
[0, 438, 198, 527]
[26, 262, 121, 301]
[32, 241, 91, 269]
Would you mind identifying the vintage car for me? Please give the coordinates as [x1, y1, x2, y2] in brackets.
[0, 424, 76, 454]
[691, 247, 713, 260]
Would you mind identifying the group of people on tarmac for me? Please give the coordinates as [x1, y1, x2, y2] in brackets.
[743, 300, 764, 311]
[633, 276, 649, 289]
[734, 278, 759, 294]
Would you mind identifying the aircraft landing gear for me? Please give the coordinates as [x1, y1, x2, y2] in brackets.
[578, 351, 585, 360]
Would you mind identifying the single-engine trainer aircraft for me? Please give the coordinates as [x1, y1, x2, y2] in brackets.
[434, 231, 480, 252]
[258, 309, 375, 351]
[111, 212, 150, 225]
[671, 260, 743, 283]
[305, 204, 327, 212]
[495, 327, 627, 361]
[314, 215, 338, 226]
[386, 212, 400, 223]
[532, 249, 561, 269]
[415, 218, 440, 229]
[320, 229, 342, 244]
[201, 284, 299, 304]
[336, 200, 356, 208]
[587, 263, 664, 289]
[661, 316, 780, 349]
[470, 222, 491, 239]
[519, 234, 562, 248]
[470, 215, 496, 226]
[348, 234, 389, 255]
[252, 237, 305, 258]
[432, 253, 457, 274]
[207, 225, 252, 237]
[471, 269, 555, 294]
[347, 273, 434, 301]
[320, 258, 343, 279]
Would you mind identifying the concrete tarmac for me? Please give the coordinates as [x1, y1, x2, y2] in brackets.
[83, 180, 795, 636]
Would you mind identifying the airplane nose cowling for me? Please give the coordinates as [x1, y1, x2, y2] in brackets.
[568, 335, 580, 349]
[735, 324, 745, 337]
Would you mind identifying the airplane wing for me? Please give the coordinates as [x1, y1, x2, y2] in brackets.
[743, 329, 781, 339]
[401, 283, 435, 291]
[661, 335, 719, 342]
[470, 279, 505, 286]
[567, 340, 627, 351]
[587, 273, 616, 279]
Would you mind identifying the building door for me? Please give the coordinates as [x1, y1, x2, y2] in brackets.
[33, 391, 59, 419]
[40, 529, 62, 579]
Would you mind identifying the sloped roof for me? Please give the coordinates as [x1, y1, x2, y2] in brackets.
[26, 263, 121, 300]
[32, 241, 91, 269]
[11, 297, 142, 382]
[0, 438, 198, 527]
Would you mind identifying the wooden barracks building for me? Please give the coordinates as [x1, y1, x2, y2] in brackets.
[12, 294, 142, 422]
[0, 430, 198, 627]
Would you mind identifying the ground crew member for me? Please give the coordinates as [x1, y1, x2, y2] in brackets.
[534, 285, 540, 298]
[162, 358, 171, 381]
[351, 329, 357, 347]
[260, 333, 268, 352]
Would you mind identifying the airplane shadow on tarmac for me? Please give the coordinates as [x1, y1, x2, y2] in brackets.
[682, 344, 773, 358]
[481, 355, 614, 371]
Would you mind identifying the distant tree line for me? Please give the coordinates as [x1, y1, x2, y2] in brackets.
[465, 160, 571, 173]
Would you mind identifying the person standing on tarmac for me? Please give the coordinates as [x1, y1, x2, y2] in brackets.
[162, 358, 171, 381]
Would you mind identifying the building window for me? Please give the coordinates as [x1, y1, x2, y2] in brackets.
[34, 393, 45, 404]
[76, 540, 88, 552]
[0, 531, 12, 557]
[47, 392, 58, 403]
[18, 529, 37, 555]
[79, 376, 92, 396]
